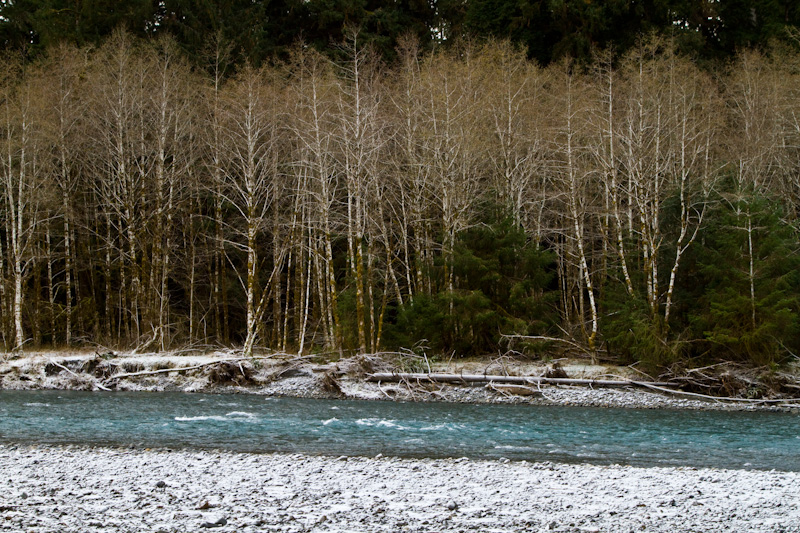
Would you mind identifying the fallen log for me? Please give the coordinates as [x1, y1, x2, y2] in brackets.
[103, 360, 228, 383]
[366, 372, 677, 388]
[487, 383, 543, 397]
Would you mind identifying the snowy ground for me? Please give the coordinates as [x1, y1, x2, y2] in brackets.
[2, 443, 798, 533]
[2, 350, 797, 411]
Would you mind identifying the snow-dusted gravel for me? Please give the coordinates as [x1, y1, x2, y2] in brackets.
[4, 351, 798, 411]
[2, 443, 798, 533]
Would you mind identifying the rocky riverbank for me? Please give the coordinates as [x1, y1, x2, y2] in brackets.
[1, 350, 798, 411]
[2, 443, 798, 533]
[3, 353, 799, 531]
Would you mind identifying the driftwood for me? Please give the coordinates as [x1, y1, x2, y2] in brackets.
[367, 372, 676, 388]
[103, 360, 227, 383]
[487, 383, 543, 397]
[100, 353, 307, 386]
[659, 362, 800, 399]
[633, 380, 800, 405]
[48, 359, 111, 392]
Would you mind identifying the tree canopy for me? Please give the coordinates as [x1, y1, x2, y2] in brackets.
[2, 5, 800, 371]
[1, 0, 798, 66]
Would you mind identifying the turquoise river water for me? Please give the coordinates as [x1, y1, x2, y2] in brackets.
[0, 390, 798, 471]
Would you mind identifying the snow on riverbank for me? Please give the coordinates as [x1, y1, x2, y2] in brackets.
[1, 350, 797, 411]
[1, 443, 797, 532]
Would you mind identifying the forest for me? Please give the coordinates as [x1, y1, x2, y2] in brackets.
[2, 0, 800, 67]
[0, 3, 800, 371]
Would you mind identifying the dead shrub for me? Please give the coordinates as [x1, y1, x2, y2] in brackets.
[544, 362, 569, 379]
[321, 370, 343, 396]
[206, 361, 254, 386]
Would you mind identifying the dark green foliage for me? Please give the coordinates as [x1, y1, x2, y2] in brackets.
[0, 0, 436, 65]
[462, 0, 678, 64]
[336, 285, 365, 350]
[602, 187, 800, 371]
[694, 0, 800, 59]
[689, 191, 800, 365]
[456, 0, 800, 65]
[301, 0, 436, 62]
[156, 0, 436, 66]
[383, 293, 448, 353]
[3, 0, 799, 66]
[384, 211, 558, 356]
[602, 290, 681, 372]
[155, 0, 307, 66]
[0, 0, 155, 54]
[451, 214, 557, 345]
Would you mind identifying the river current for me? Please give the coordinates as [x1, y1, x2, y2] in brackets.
[1, 390, 798, 471]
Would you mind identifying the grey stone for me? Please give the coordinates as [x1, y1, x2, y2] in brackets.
[200, 515, 228, 528]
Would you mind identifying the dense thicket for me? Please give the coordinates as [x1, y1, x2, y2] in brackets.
[1, 33, 800, 369]
[2, 0, 799, 66]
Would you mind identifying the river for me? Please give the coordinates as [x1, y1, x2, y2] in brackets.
[1, 389, 798, 471]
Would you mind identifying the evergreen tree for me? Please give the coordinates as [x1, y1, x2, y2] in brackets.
[302, 0, 436, 62]
[385, 210, 558, 355]
[0, 0, 154, 55]
[691, 191, 800, 365]
[155, 0, 306, 66]
[462, 0, 679, 64]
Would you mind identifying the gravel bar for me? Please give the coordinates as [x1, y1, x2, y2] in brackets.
[2, 444, 798, 532]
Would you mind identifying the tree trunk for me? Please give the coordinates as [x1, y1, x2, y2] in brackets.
[62, 188, 72, 345]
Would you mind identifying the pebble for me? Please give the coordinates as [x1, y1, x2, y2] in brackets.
[4, 443, 792, 532]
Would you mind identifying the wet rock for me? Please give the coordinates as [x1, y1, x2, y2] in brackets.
[154, 480, 167, 488]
